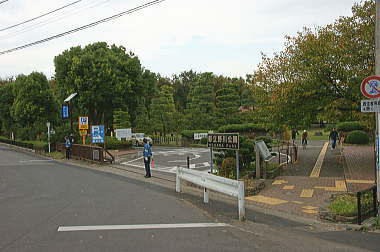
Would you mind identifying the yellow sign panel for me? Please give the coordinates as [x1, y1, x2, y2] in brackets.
[79, 130, 87, 136]
[78, 116, 89, 130]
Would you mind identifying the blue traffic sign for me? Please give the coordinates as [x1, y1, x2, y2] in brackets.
[62, 105, 69, 119]
[91, 125, 104, 144]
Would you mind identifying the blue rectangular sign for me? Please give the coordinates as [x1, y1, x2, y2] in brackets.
[62, 105, 69, 119]
[91, 125, 104, 144]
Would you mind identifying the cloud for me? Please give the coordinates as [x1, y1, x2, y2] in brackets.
[0, 0, 359, 78]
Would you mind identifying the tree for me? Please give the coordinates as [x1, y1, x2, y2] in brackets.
[113, 110, 131, 129]
[11, 72, 59, 140]
[150, 81, 176, 135]
[54, 42, 144, 128]
[185, 72, 217, 130]
[0, 80, 15, 136]
[215, 82, 241, 126]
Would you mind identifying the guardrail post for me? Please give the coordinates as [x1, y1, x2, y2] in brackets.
[238, 180, 245, 221]
[176, 168, 181, 193]
[357, 191, 362, 225]
[204, 188, 209, 203]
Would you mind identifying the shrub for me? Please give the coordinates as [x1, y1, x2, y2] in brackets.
[345, 130, 370, 144]
[104, 137, 132, 149]
[200, 137, 208, 145]
[218, 123, 266, 133]
[336, 122, 365, 132]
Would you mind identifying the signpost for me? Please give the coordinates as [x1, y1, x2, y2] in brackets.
[79, 117, 89, 145]
[91, 125, 105, 144]
[207, 133, 240, 179]
[46, 122, 51, 153]
[194, 133, 208, 140]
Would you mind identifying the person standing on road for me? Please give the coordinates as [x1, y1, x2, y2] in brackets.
[301, 130, 308, 149]
[64, 136, 72, 159]
[143, 138, 152, 178]
[291, 128, 299, 142]
[329, 128, 339, 150]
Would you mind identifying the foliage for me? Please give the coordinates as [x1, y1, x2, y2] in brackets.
[113, 110, 131, 129]
[104, 137, 132, 150]
[336, 121, 365, 132]
[329, 194, 357, 217]
[215, 82, 241, 125]
[346, 130, 370, 144]
[218, 123, 266, 134]
[200, 137, 208, 145]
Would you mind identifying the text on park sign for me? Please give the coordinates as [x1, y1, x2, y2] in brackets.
[207, 133, 239, 150]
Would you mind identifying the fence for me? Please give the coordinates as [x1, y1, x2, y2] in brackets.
[57, 143, 114, 164]
[151, 136, 183, 146]
[176, 167, 245, 221]
[357, 185, 377, 225]
[276, 141, 298, 165]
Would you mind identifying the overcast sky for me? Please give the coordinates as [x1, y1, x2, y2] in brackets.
[0, 0, 359, 79]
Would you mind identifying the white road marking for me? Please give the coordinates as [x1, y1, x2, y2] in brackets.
[190, 164, 195, 169]
[19, 160, 53, 163]
[203, 162, 209, 167]
[121, 156, 143, 164]
[58, 223, 230, 232]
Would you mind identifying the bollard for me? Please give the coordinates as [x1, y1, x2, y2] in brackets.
[187, 156, 190, 169]
[373, 186, 377, 216]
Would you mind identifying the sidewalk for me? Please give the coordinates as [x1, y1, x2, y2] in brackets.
[342, 145, 376, 192]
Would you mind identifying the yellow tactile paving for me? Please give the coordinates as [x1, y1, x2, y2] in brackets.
[310, 142, 329, 178]
[282, 185, 295, 190]
[335, 180, 347, 192]
[246, 195, 288, 205]
[302, 206, 318, 210]
[300, 189, 314, 198]
[292, 201, 303, 205]
[302, 209, 318, 214]
[314, 180, 347, 192]
[346, 180, 375, 184]
[272, 180, 287, 185]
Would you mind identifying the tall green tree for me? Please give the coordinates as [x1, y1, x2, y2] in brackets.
[54, 42, 144, 128]
[215, 82, 241, 126]
[113, 110, 131, 129]
[150, 81, 176, 135]
[11, 72, 59, 140]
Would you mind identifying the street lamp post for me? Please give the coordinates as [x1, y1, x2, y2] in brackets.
[64, 93, 77, 134]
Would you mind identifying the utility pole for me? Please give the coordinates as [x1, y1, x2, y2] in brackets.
[376, 0, 380, 216]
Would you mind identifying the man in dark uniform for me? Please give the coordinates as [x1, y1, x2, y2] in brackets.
[329, 128, 339, 150]
[143, 138, 152, 178]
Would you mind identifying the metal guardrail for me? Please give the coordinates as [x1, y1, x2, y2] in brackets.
[357, 185, 377, 225]
[176, 167, 245, 221]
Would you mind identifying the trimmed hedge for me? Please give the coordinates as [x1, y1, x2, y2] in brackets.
[345, 130, 370, 144]
[103, 137, 133, 149]
[336, 122, 365, 132]
[218, 123, 266, 133]
[180, 130, 209, 138]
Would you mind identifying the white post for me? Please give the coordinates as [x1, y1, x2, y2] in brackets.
[210, 148, 213, 173]
[176, 168, 181, 193]
[236, 150, 239, 180]
[256, 148, 261, 179]
[203, 188, 209, 203]
[46, 122, 51, 153]
[238, 180, 245, 221]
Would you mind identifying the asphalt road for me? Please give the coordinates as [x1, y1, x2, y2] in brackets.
[1, 144, 380, 252]
[121, 146, 212, 173]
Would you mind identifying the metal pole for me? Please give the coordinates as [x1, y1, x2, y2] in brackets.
[47, 123, 51, 153]
[376, 0, 380, 216]
[236, 150, 239, 180]
[187, 156, 190, 169]
[210, 148, 213, 173]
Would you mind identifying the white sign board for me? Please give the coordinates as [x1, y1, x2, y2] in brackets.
[361, 98, 380, 112]
[194, 133, 208, 140]
[255, 140, 272, 160]
[115, 128, 132, 140]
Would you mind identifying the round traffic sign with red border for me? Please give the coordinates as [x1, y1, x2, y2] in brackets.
[361, 76, 380, 98]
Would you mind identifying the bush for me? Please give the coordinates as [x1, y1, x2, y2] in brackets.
[104, 137, 132, 149]
[200, 137, 208, 145]
[336, 121, 365, 132]
[218, 123, 266, 134]
[345, 130, 370, 144]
